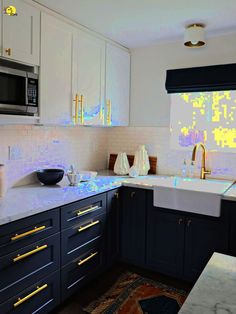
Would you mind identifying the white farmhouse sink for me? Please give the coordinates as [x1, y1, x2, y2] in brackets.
[153, 177, 233, 217]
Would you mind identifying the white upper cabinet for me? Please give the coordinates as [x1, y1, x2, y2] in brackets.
[74, 30, 105, 126]
[40, 12, 75, 125]
[2, 0, 40, 65]
[105, 43, 130, 126]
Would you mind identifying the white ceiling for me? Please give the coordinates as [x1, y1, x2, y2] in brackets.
[34, 0, 236, 48]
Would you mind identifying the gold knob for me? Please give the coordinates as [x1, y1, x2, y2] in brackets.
[131, 191, 135, 198]
[178, 218, 183, 225]
[187, 219, 192, 227]
[114, 192, 119, 199]
[5, 48, 11, 56]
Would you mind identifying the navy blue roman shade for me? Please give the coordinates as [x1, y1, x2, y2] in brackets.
[165, 63, 236, 93]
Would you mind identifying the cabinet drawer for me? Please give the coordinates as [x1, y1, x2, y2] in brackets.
[61, 212, 106, 265]
[0, 271, 60, 314]
[61, 194, 106, 229]
[0, 233, 60, 303]
[61, 243, 103, 301]
[0, 208, 60, 257]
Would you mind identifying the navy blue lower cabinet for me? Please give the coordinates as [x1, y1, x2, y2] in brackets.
[61, 212, 106, 266]
[223, 200, 236, 256]
[0, 208, 60, 258]
[120, 187, 146, 267]
[61, 244, 104, 301]
[147, 192, 185, 278]
[0, 271, 60, 314]
[106, 189, 120, 266]
[184, 213, 229, 281]
[0, 233, 60, 303]
[61, 193, 106, 230]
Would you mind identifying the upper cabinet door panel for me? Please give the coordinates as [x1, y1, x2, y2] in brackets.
[40, 13, 74, 125]
[106, 43, 130, 126]
[75, 30, 105, 126]
[2, 0, 40, 65]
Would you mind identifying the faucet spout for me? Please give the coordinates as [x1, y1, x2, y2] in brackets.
[191, 143, 211, 179]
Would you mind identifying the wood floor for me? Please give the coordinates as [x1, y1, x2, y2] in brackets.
[53, 263, 193, 314]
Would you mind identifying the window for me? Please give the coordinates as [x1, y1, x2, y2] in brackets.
[170, 91, 236, 152]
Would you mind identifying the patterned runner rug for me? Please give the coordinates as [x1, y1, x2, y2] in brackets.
[84, 272, 188, 314]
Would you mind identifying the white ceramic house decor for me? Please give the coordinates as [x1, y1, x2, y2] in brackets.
[134, 145, 150, 176]
[114, 152, 130, 175]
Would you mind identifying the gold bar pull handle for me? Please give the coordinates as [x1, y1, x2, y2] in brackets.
[78, 252, 98, 266]
[11, 226, 46, 241]
[79, 94, 84, 125]
[5, 48, 11, 56]
[78, 220, 100, 233]
[13, 284, 48, 308]
[13, 244, 48, 262]
[76, 205, 100, 217]
[106, 99, 112, 126]
[73, 94, 79, 124]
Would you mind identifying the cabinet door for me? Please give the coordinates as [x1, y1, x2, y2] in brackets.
[105, 43, 130, 126]
[107, 189, 120, 266]
[184, 215, 229, 281]
[2, 0, 40, 65]
[223, 200, 236, 257]
[121, 188, 146, 267]
[40, 13, 74, 125]
[74, 30, 105, 126]
[147, 193, 185, 278]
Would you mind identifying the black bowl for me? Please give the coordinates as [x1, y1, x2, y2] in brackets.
[36, 169, 64, 185]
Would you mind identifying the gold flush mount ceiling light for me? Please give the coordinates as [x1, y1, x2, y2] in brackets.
[184, 24, 205, 48]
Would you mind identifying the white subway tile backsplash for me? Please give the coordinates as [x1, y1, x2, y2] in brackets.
[108, 127, 236, 181]
[1, 125, 236, 189]
[0, 125, 108, 188]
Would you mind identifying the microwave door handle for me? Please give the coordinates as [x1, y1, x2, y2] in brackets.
[25, 77, 29, 105]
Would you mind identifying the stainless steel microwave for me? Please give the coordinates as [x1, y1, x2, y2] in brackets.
[0, 66, 38, 116]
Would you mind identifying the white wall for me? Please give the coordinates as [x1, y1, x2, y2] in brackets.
[130, 33, 236, 127]
[108, 33, 236, 180]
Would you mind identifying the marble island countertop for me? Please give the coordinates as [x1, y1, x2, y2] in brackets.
[179, 253, 236, 314]
[1, 172, 236, 226]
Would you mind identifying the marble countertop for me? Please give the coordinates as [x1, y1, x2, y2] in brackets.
[179, 253, 236, 314]
[222, 184, 236, 201]
[0, 175, 123, 226]
[1, 172, 236, 226]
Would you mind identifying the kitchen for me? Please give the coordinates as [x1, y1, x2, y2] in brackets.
[1, 0, 236, 313]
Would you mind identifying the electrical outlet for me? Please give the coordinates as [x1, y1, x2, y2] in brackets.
[8, 145, 23, 160]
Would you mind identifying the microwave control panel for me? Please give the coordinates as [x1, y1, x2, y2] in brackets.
[27, 78, 38, 105]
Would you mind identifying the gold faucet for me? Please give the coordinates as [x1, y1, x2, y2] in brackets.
[191, 143, 211, 179]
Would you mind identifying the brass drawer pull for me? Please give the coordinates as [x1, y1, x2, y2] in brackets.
[78, 252, 98, 266]
[11, 226, 46, 241]
[178, 218, 183, 225]
[73, 93, 79, 124]
[13, 244, 48, 262]
[78, 220, 100, 233]
[13, 284, 48, 308]
[77, 205, 100, 217]
[5, 48, 11, 56]
[107, 99, 112, 126]
[79, 94, 84, 125]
